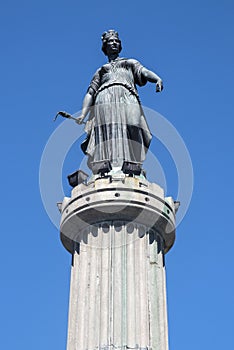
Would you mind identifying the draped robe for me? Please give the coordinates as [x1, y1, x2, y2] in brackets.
[81, 58, 152, 168]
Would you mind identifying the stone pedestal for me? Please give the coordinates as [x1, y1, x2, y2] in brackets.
[60, 175, 177, 350]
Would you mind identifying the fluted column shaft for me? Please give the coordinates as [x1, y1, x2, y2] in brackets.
[66, 222, 168, 350]
[60, 177, 177, 350]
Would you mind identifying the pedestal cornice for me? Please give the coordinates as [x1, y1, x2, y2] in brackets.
[60, 176, 176, 254]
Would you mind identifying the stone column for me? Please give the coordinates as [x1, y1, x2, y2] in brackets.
[60, 175, 177, 350]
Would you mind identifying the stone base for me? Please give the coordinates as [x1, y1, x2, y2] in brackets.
[60, 175, 176, 254]
[59, 175, 177, 350]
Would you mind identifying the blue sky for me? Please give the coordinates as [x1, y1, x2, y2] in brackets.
[1, 0, 234, 349]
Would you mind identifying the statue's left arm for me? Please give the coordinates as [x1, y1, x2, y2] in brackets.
[141, 67, 163, 92]
[129, 59, 163, 93]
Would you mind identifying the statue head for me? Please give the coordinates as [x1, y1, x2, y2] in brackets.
[101, 30, 122, 56]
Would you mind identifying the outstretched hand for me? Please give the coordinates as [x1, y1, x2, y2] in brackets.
[156, 80, 163, 93]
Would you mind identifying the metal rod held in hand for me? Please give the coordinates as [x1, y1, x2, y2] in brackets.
[53, 111, 85, 124]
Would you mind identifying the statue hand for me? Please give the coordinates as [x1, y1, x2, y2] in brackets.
[76, 115, 85, 124]
[156, 80, 163, 93]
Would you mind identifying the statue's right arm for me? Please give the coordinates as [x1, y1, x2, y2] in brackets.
[76, 88, 94, 124]
[81, 88, 94, 117]
[77, 68, 100, 124]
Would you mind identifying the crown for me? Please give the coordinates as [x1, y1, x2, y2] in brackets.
[101, 30, 120, 42]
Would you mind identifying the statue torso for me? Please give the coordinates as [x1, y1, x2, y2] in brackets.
[88, 58, 146, 97]
[100, 58, 135, 86]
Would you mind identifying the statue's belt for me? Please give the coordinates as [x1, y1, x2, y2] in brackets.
[94, 82, 140, 103]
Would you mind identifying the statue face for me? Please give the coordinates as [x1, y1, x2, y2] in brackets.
[105, 37, 121, 56]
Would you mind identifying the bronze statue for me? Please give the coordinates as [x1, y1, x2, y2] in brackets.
[57, 30, 163, 171]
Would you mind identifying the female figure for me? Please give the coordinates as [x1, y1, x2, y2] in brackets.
[77, 30, 163, 169]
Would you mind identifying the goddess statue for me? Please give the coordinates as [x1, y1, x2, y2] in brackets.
[59, 30, 163, 171]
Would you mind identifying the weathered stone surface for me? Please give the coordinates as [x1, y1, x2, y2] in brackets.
[60, 176, 176, 254]
[60, 176, 177, 350]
